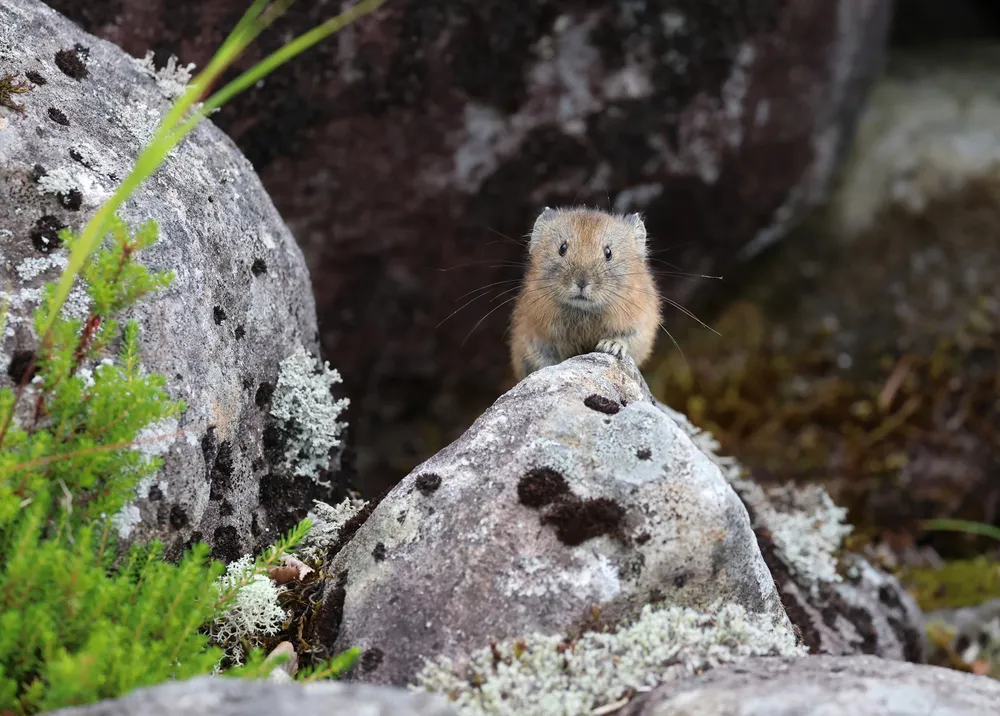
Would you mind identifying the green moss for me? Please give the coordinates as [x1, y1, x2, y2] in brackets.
[900, 558, 1000, 612]
[0, 71, 33, 112]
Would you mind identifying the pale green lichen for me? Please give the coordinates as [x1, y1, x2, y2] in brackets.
[269, 345, 350, 481]
[210, 555, 286, 666]
[137, 50, 195, 101]
[297, 496, 367, 561]
[412, 601, 805, 715]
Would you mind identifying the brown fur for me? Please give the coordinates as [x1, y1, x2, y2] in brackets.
[509, 206, 661, 381]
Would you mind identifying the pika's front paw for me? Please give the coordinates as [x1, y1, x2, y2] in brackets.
[596, 339, 626, 359]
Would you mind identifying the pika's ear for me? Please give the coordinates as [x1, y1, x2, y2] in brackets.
[528, 206, 558, 252]
[627, 212, 647, 252]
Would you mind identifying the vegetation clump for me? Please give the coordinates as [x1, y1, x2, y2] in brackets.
[0, 71, 33, 111]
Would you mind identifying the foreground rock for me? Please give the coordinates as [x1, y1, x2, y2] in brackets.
[0, 0, 349, 561]
[47, 677, 457, 716]
[312, 353, 794, 693]
[43, 0, 895, 493]
[621, 654, 1000, 716]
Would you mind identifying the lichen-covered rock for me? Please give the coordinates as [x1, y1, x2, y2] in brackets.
[46, 676, 458, 716]
[309, 352, 792, 692]
[661, 404, 928, 661]
[41, 0, 895, 493]
[0, 0, 350, 561]
[620, 654, 1000, 716]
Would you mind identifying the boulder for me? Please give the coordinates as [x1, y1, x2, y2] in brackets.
[311, 353, 794, 690]
[41, 0, 895, 493]
[0, 0, 351, 561]
[46, 676, 458, 716]
[621, 654, 1000, 716]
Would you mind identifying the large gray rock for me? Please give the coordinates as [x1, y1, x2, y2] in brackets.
[311, 352, 792, 688]
[47, 677, 458, 716]
[621, 655, 1000, 716]
[40, 0, 896, 495]
[0, 0, 349, 561]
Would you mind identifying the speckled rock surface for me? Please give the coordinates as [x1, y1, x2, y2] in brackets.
[0, 0, 350, 561]
[40, 0, 895, 494]
[46, 676, 458, 716]
[621, 654, 1000, 716]
[661, 405, 928, 662]
[310, 351, 790, 687]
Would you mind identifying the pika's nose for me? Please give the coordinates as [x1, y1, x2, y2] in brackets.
[575, 277, 590, 292]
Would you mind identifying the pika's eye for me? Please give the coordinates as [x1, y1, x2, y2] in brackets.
[604, 246, 612, 261]
[558, 242, 568, 257]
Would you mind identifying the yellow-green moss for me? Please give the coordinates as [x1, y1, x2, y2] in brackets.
[900, 558, 1000, 612]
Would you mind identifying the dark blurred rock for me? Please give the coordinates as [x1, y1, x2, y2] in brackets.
[41, 0, 893, 493]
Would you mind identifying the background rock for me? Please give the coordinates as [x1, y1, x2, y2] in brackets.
[621, 654, 1000, 716]
[0, 0, 351, 561]
[311, 352, 791, 687]
[47, 677, 458, 716]
[645, 44, 1000, 560]
[39, 0, 894, 494]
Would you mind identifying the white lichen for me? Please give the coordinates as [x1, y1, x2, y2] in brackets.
[412, 601, 805, 715]
[211, 555, 287, 665]
[270, 345, 350, 481]
[138, 50, 196, 101]
[110, 502, 142, 540]
[297, 496, 367, 561]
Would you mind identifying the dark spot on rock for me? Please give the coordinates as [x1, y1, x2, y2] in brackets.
[821, 597, 879, 655]
[251, 258, 268, 276]
[211, 525, 242, 564]
[148, 484, 163, 502]
[242, 377, 252, 390]
[209, 440, 234, 500]
[30, 215, 65, 253]
[635, 531, 651, 545]
[213, 306, 227, 324]
[207, 196, 214, 203]
[584, 394, 620, 415]
[201, 427, 218, 475]
[262, 424, 285, 465]
[636, 447, 652, 461]
[877, 584, 902, 610]
[54, 48, 88, 80]
[47, 107, 69, 126]
[414, 472, 442, 496]
[517, 467, 569, 508]
[397, 511, 407, 524]
[541, 496, 625, 547]
[30, 164, 47, 182]
[673, 573, 689, 589]
[108, 172, 118, 182]
[312, 571, 348, 651]
[219, 500, 234, 517]
[372, 542, 386, 561]
[68, 148, 93, 168]
[58, 188, 82, 211]
[255, 382, 275, 409]
[7, 350, 37, 383]
[251, 514, 262, 537]
[649, 588, 665, 604]
[169, 505, 189, 529]
[251, 458, 264, 472]
[360, 647, 384, 673]
[25, 70, 46, 85]
[888, 614, 926, 663]
[234, 325, 245, 340]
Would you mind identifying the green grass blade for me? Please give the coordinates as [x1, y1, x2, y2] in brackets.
[922, 518, 1000, 542]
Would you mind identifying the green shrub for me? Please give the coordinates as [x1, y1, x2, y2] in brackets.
[0, 220, 350, 714]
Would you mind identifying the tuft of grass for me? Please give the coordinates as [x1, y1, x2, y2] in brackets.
[0, 71, 34, 112]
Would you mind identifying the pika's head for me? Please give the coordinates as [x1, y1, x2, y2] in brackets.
[526, 206, 648, 312]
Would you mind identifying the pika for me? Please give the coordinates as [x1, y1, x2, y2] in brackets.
[509, 206, 661, 381]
